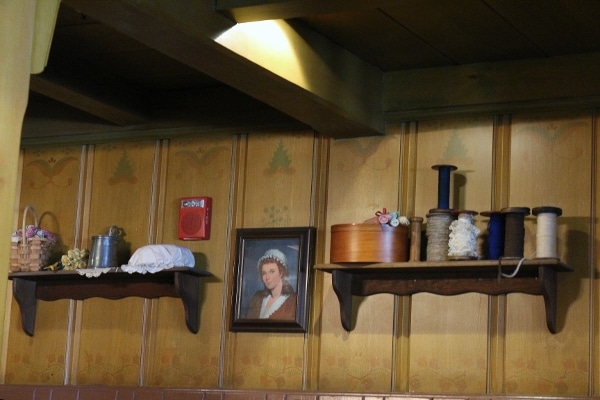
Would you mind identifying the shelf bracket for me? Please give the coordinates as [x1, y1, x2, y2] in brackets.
[331, 270, 353, 331]
[320, 259, 571, 334]
[540, 266, 558, 334]
[12, 278, 37, 337]
[9, 268, 211, 336]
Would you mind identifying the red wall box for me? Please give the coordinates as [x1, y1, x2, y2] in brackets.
[178, 196, 211, 240]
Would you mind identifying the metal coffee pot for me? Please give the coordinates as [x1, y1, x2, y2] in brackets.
[88, 226, 120, 268]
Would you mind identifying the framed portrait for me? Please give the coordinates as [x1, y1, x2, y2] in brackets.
[230, 226, 316, 332]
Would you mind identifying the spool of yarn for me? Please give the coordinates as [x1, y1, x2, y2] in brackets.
[426, 209, 453, 261]
[409, 216, 424, 261]
[481, 211, 505, 260]
[532, 206, 562, 259]
[448, 210, 480, 260]
[501, 207, 530, 259]
[431, 164, 457, 209]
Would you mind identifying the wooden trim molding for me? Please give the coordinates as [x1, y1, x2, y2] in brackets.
[0, 385, 596, 400]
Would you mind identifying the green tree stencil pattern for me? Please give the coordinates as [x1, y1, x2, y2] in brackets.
[109, 151, 137, 185]
[265, 140, 294, 174]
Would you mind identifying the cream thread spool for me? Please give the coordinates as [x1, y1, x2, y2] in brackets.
[532, 206, 562, 259]
[426, 209, 452, 261]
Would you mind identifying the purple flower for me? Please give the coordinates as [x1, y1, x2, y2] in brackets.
[25, 225, 38, 238]
[11, 225, 56, 244]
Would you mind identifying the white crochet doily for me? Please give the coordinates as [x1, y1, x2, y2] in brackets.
[76, 267, 112, 278]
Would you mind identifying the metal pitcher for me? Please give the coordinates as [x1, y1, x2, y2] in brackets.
[88, 226, 120, 268]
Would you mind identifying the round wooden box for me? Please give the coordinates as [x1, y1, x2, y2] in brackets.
[330, 223, 408, 263]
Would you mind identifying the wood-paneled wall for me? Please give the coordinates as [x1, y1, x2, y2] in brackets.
[2, 110, 595, 397]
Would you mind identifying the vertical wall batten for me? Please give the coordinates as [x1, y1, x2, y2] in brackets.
[394, 121, 418, 393]
[590, 109, 598, 397]
[487, 114, 512, 394]
[221, 134, 246, 388]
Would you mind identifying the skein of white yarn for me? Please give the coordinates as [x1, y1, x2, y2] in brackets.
[532, 206, 562, 259]
[448, 210, 480, 260]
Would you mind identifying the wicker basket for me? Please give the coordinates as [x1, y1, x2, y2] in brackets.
[10, 205, 54, 272]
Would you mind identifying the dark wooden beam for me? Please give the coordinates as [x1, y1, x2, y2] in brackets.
[22, 86, 308, 145]
[215, 0, 398, 22]
[29, 66, 148, 126]
[61, 0, 384, 138]
[384, 52, 600, 121]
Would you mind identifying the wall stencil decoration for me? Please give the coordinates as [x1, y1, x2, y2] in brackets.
[262, 205, 290, 227]
[332, 136, 394, 171]
[25, 156, 78, 188]
[232, 353, 303, 388]
[409, 354, 486, 393]
[175, 144, 230, 178]
[109, 150, 137, 185]
[515, 120, 589, 161]
[78, 348, 140, 385]
[265, 140, 295, 175]
[441, 131, 473, 167]
[150, 351, 219, 386]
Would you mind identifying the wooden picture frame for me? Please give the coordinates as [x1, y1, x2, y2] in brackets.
[230, 226, 316, 332]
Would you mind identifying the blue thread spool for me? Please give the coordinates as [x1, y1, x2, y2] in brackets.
[432, 164, 457, 210]
[481, 210, 505, 260]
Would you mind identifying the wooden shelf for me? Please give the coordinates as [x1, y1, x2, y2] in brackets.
[8, 267, 211, 336]
[315, 258, 573, 333]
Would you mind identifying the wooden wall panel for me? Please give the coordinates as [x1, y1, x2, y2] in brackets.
[241, 133, 314, 227]
[3, 112, 597, 397]
[75, 141, 158, 385]
[5, 146, 83, 384]
[504, 111, 591, 395]
[408, 118, 493, 393]
[228, 132, 315, 389]
[144, 135, 234, 387]
[319, 135, 401, 392]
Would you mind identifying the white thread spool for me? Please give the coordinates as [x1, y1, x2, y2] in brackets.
[532, 206, 562, 259]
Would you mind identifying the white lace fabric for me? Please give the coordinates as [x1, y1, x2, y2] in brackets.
[121, 244, 195, 274]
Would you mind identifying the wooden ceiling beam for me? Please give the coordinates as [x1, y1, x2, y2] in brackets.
[384, 52, 600, 121]
[29, 66, 148, 126]
[22, 86, 308, 144]
[61, 0, 384, 138]
[215, 0, 398, 22]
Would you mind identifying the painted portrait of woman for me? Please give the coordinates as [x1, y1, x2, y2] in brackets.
[245, 248, 297, 320]
[231, 227, 315, 332]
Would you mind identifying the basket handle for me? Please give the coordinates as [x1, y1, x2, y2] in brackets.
[20, 205, 40, 243]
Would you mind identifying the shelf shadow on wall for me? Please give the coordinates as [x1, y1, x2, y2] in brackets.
[192, 252, 220, 332]
[555, 218, 588, 334]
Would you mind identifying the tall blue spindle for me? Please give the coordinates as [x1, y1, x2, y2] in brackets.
[432, 164, 457, 210]
[481, 210, 505, 260]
